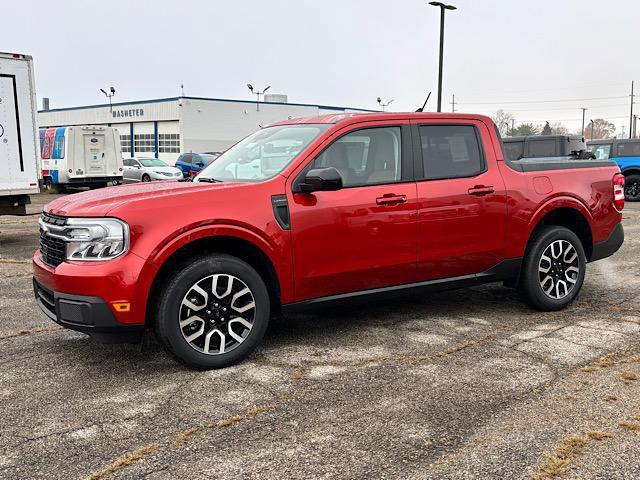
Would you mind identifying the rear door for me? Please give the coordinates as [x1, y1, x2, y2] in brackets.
[288, 122, 418, 301]
[83, 131, 107, 177]
[412, 120, 507, 280]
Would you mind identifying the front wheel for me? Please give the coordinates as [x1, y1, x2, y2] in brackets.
[155, 254, 270, 369]
[142, 174, 151, 182]
[624, 174, 640, 201]
[519, 226, 586, 311]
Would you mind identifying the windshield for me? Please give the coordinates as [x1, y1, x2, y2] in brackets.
[196, 124, 329, 182]
[140, 159, 169, 167]
[199, 154, 216, 165]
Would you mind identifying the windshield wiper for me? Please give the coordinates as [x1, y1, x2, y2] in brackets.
[197, 177, 223, 183]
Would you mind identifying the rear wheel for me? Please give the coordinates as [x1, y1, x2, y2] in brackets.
[624, 174, 640, 201]
[155, 254, 270, 369]
[519, 226, 586, 311]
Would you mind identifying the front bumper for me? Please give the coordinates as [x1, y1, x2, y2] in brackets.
[33, 250, 150, 342]
[33, 279, 143, 343]
[590, 223, 624, 262]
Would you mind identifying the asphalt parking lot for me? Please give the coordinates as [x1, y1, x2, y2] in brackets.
[1, 193, 640, 480]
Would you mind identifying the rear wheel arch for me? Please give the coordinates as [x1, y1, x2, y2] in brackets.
[146, 235, 282, 326]
[527, 206, 593, 261]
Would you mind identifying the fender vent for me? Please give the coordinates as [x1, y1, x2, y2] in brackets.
[271, 195, 290, 230]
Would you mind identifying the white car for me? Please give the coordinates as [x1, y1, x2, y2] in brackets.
[122, 157, 183, 183]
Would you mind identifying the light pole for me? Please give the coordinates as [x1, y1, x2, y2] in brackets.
[504, 122, 509, 136]
[589, 119, 594, 141]
[580, 107, 587, 136]
[247, 84, 271, 112]
[428, 1, 456, 113]
[377, 97, 394, 112]
[100, 87, 116, 113]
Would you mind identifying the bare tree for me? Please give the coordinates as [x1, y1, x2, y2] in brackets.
[585, 119, 616, 140]
[492, 109, 515, 136]
[550, 122, 568, 135]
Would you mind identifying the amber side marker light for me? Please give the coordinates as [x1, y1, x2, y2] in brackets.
[112, 302, 131, 313]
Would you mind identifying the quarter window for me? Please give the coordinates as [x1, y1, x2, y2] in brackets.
[617, 142, 640, 157]
[314, 127, 402, 187]
[419, 125, 484, 179]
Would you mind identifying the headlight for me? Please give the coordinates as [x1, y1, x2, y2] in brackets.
[154, 171, 173, 176]
[63, 218, 129, 261]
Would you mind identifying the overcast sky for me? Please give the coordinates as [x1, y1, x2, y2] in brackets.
[2, 0, 639, 133]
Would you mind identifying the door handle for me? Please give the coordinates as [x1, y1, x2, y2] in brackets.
[467, 185, 495, 196]
[376, 194, 407, 205]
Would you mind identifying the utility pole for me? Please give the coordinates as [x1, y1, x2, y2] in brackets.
[589, 119, 594, 141]
[630, 80, 635, 139]
[429, 2, 457, 112]
[451, 94, 456, 112]
[580, 107, 587, 136]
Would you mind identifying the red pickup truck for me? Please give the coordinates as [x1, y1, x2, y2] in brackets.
[33, 113, 625, 369]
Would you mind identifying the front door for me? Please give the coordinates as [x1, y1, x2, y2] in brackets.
[412, 121, 507, 280]
[289, 124, 418, 301]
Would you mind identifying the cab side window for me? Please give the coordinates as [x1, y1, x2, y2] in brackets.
[314, 127, 401, 187]
[419, 125, 484, 180]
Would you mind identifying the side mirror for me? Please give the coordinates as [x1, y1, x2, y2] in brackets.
[134, 164, 141, 169]
[299, 167, 343, 193]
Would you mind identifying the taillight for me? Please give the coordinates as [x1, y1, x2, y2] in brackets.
[613, 173, 625, 212]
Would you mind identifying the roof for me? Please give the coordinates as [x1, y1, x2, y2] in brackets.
[38, 95, 378, 114]
[270, 112, 496, 126]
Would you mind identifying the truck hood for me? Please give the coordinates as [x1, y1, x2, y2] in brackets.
[45, 181, 246, 217]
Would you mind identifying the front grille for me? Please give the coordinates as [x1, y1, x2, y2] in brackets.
[39, 214, 67, 268]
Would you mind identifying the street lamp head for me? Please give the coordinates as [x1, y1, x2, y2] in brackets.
[247, 84, 254, 92]
[377, 97, 382, 104]
[429, 2, 456, 9]
[264, 85, 271, 93]
[100, 88, 107, 96]
[445, 4, 456, 9]
[110, 86, 115, 94]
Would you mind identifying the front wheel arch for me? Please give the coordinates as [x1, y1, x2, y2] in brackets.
[146, 236, 282, 327]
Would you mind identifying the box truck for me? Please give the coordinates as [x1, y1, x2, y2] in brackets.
[0, 52, 40, 215]
[40, 125, 124, 191]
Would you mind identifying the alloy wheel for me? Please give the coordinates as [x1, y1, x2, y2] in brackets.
[179, 274, 256, 355]
[538, 239, 580, 299]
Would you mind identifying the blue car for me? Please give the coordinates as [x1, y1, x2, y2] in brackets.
[588, 140, 640, 201]
[175, 153, 219, 178]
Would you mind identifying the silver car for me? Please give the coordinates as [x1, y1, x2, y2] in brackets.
[123, 157, 183, 183]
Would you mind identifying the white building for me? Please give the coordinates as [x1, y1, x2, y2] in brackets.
[38, 95, 375, 162]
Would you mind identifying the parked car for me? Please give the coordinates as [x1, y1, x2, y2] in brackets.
[587, 139, 640, 201]
[123, 157, 183, 183]
[502, 135, 592, 161]
[175, 153, 218, 177]
[34, 113, 624, 369]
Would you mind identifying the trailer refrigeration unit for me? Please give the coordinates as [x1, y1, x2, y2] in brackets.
[0, 52, 40, 215]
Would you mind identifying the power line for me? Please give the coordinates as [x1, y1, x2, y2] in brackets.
[459, 95, 627, 105]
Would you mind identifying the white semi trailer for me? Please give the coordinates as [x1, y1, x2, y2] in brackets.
[0, 52, 40, 215]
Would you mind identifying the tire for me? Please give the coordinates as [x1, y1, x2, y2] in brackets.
[155, 254, 270, 369]
[142, 174, 151, 182]
[519, 226, 586, 311]
[624, 174, 640, 202]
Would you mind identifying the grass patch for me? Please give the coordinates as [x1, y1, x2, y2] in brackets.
[533, 435, 587, 480]
[172, 427, 202, 447]
[619, 421, 640, 432]
[85, 443, 161, 480]
[586, 430, 611, 441]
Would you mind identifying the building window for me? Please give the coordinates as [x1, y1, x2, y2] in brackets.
[134, 133, 156, 153]
[120, 134, 131, 153]
[159, 133, 180, 153]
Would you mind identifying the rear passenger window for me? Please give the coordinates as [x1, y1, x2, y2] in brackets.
[419, 125, 484, 180]
[314, 127, 402, 187]
[617, 142, 640, 157]
[528, 139, 556, 157]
